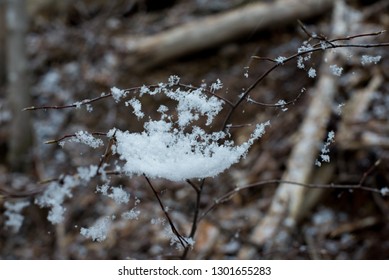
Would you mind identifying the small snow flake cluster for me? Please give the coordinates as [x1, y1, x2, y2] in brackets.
[111, 87, 127, 102]
[315, 130, 335, 167]
[96, 184, 130, 204]
[380, 187, 389, 196]
[275, 99, 288, 112]
[80, 215, 113, 242]
[329, 64, 343, 76]
[64, 130, 103, 149]
[4, 201, 30, 233]
[297, 43, 313, 69]
[275, 56, 287, 65]
[125, 97, 144, 119]
[361, 55, 381, 66]
[308, 67, 316, 78]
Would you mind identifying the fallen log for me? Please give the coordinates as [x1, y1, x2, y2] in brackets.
[114, 0, 335, 71]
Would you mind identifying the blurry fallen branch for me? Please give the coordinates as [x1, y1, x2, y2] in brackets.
[337, 70, 388, 149]
[243, 0, 350, 256]
[115, 0, 335, 71]
[329, 216, 379, 238]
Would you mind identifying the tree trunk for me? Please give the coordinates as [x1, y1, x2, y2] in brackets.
[0, 0, 6, 85]
[6, 0, 34, 171]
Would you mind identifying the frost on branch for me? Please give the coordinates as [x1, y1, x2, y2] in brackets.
[108, 77, 270, 181]
[111, 87, 127, 102]
[66, 130, 104, 148]
[315, 130, 335, 167]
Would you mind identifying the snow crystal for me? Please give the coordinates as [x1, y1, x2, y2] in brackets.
[298, 43, 313, 54]
[77, 165, 98, 182]
[275, 99, 286, 106]
[4, 200, 30, 232]
[210, 79, 223, 92]
[361, 55, 381, 66]
[168, 75, 180, 86]
[121, 208, 140, 220]
[86, 104, 93, 112]
[275, 100, 288, 112]
[139, 85, 150, 96]
[96, 184, 130, 204]
[380, 187, 389, 196]
[151, 217, 165, 226]
[296, 43, 313, 69]
[125, 98, 144, 119]
[244, 66, 249, 78]
[251, 121, 270, 140]
[320, 41, 330, 50]
[69, 131, 104, 148]
[275, 56, 287, 65]
[107, 128, 117, 138]
[329, 64, 343, 76]
[336, 103, 345, 116]
[73, 101, 82, 109]
[297, 56, 305, 69]
[80, 216, 112, 242]
[315, 131, 335, 167]
[308, 67, 316, 78]
[111, 87, 126, 102]
[157, 105, 168, 114]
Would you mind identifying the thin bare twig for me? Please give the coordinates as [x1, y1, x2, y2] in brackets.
[24, 82, 233, 112]
[96, 131, 116, 173]
[246, 90, 304, 107]
[144, 175, 189, 250]
[182, 179, 205, 259]
[23, 94, 112, 111]
[200, 179, 383, 221]
[44, 132, 108, 145]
